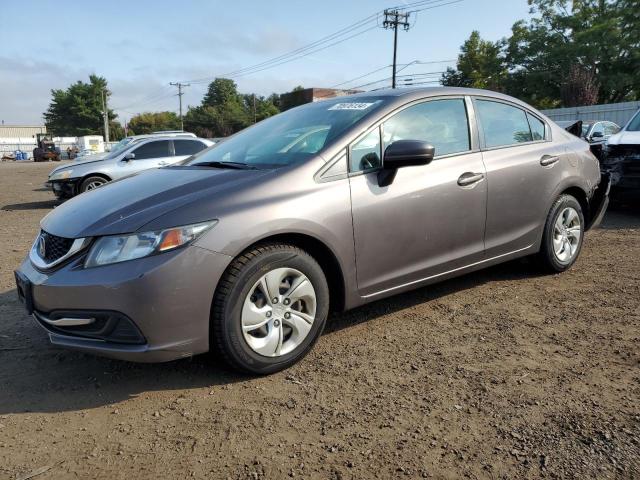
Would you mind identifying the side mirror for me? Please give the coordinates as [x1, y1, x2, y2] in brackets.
[124, 152, 135, 161]
[378, 140, 435, 187]
[591, 131, 604, 139]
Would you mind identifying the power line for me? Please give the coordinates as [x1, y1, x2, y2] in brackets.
[183, 16, 380, 84]
[113, 1, 463, 112]
[180, 0, 458, 85]
[112, 86, 175, 111]
[188, 24, 380, 84]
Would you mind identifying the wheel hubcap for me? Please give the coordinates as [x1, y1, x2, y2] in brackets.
[553, 207, 581, 263]
[86, 180, 105, 190]
[241, 267, 317, 357]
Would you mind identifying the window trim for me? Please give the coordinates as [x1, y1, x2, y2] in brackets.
[471, 96, 551, 152]
[346, 95, 476, 176]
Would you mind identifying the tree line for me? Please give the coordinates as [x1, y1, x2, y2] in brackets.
[441, 0, 639, 108]
[43, 76, 305, 139]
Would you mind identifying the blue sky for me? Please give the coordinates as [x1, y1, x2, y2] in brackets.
[2, 0, 532, 125]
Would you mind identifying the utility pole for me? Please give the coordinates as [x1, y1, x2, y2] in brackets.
[170, 82, 190, 131]
[101, 89, 110, 142]
[253, 94, 257, 124]
[383, 9, 411, 89]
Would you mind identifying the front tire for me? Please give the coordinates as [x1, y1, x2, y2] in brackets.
[79, 175, 109, 193]
[211, 244, 329, 374]
[537, 194, 584, 272]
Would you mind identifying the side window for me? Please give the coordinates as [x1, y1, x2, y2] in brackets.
[527, 113, 546, 141]
[174, 140, 207, 156]
[476, 100, 533, 148]
[132, 140, 170, 160]
[350, 128, 381, 172]
[591, 123, 605, 137]
[382, 99, 470, 156]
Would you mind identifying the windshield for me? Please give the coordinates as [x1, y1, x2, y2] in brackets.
[186, 97, 387, 168]
[581, 124, 592, 136]
[105, 137, 134, 158]
[626, 110, 640, 132]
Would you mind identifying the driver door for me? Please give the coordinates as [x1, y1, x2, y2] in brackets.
[348, 97, 487, 297]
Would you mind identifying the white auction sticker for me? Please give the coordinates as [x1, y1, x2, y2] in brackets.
[328, 102, 376, 111]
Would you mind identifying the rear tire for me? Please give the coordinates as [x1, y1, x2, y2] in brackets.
[537, 194, 584, 272]
[79, 175, 109, 193]
[211, 243, 329, 374]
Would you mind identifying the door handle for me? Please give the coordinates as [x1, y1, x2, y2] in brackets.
[158, 161, 168, 166]
[457, 172, 485, 187]
[540, 155, 559, 167]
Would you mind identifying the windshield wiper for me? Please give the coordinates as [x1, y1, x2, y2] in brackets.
[194, 161, 258, 170]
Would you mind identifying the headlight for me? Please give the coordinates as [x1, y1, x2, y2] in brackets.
[49, 169, 73, 181]
[84, 220, 217, 268]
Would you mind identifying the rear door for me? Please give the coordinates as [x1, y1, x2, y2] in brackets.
[172, 139, 208, 164]
[474, 98, 563, 257]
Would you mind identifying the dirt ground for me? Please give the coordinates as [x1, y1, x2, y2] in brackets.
[0, 161, 638, 480]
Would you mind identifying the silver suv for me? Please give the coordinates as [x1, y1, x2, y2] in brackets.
[16, 88, 609, 374]
[47, 136, 213, 198]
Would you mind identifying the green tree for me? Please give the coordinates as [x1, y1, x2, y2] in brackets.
[183, 105, 222, 138]
[441, 31, 507, 91]
[128, 111, 181, 135]
[444, 1, 639, 108]
[109, 120, 126, 140]
[241, 94, 280, 123]
[505, 0, 640, 106]
[203, 78, 242, 108]
[44, 75, 117, 137]
[184, 78, 280, 137]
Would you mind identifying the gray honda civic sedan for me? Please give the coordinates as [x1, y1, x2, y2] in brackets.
[15, 87, 610, 374]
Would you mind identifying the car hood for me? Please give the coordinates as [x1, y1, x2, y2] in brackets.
[76, 152, 109, 161]
[41, 166, 271, 238]
[49, 156, 109, 176]
[607, 130, 640, 145]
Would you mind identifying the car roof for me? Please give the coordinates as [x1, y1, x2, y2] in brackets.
[115, 136, 210, 154]
[318, 87, 550, 118]
[127, 132, 197, 140]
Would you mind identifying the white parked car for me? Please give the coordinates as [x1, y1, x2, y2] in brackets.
[603, 109, 640, 192]
[48, 136, 213, 198]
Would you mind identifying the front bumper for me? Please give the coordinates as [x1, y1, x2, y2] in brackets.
[15, 245, 232, 362]
[46, 179, 79, 198]
[601, 147, 640, 191]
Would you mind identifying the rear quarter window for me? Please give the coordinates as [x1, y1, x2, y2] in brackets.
[527, 113, 546, 141]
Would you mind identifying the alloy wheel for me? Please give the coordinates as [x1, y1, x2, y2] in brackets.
[241, 267, 317, 357]
[553, 206, 581, 263]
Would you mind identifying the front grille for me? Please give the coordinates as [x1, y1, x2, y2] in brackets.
[40, 230, 74, 263]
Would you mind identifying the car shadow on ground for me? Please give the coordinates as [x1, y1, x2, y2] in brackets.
[0, 257, 545, 415]
[2, 199, 61, 211]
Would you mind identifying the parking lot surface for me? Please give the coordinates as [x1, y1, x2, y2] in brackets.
[1, 161, 638, 479]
